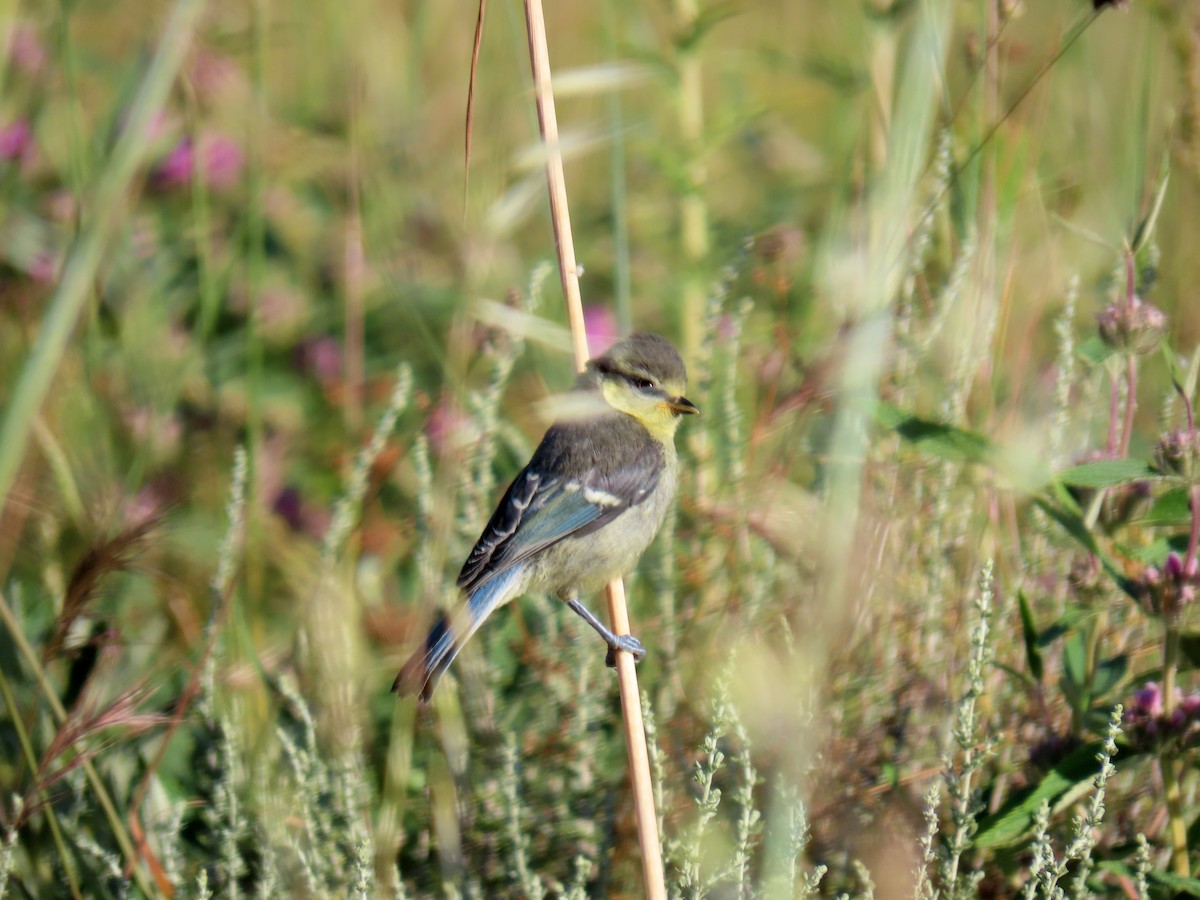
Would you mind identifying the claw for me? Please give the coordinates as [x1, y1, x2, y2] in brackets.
[605, 634, 646, 668]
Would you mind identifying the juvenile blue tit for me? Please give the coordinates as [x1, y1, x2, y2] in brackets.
[393, 332, 698, 702]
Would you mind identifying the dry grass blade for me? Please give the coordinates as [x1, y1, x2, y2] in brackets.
[521, 0, 665, 895]
[464, 0, 489, 216]
[43, 517, 163, 663]
[25, 685, 167, 822]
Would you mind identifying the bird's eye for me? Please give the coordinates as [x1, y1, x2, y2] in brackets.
[632, 377, 656, 392]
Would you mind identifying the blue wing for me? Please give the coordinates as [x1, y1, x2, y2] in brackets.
[394, 413, 664, 701]
[457, 419, 663, 595]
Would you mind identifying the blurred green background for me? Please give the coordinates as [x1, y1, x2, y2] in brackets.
[3, 0, 1200, 896]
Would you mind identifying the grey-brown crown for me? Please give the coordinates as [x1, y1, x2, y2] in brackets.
[589, 332, 688, 388]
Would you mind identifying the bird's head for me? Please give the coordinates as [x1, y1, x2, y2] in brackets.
[587, 332, 699, 440]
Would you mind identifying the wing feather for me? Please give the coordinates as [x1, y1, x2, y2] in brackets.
[456, 416, 662, 595]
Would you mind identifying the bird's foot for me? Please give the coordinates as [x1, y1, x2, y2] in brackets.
[605, 634, 646, 668]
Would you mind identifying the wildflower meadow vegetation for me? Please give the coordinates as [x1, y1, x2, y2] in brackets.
[4, 0, 1200, 896]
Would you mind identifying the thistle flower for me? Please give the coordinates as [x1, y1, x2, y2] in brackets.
[1155, 429, 1200, 480]
[1136, 552, 1198, 617]
[1123, 681, 1200, 749]
[1095, 295, 1166, 355]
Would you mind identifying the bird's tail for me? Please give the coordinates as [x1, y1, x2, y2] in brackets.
[392, 567, 522, 702]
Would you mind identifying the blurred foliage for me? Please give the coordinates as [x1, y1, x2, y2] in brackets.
[4, 0, 1200, 896]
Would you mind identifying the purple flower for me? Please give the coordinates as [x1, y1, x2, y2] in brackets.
[0, 120, 34, 164]
[271, 485, 330, 538]
[153, 133, 243, 191]
[293, 336, 342, 387]
[1131, 682, 1163, 718]
[153, 138, 194, 189]
[272, 486, 305, 532]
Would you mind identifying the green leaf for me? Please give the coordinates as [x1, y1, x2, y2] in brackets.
[1179, 633, 1200, 670]
[975, 741, 1142, 848]
[1091, 654, 1128, 698]
[1161, 342, 1190, 397]
[676, 4, 740, 52]
[874, 403, 994, 463]
[1062, 632, 1087, 694]
[1056, 458, 1155, 488]
[1130, 154, 1170, 254]
[1017, 590, 1043, 683]
[1147, 872, 1200, 897]
[1034, 495, 1138, 598]
[1137, 486, 1192, 526]
[1077, 335, 1116, 368]
[1039, 605, 1098, 647]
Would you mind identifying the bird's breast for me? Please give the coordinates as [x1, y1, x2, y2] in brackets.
[535, 456, 677, 597]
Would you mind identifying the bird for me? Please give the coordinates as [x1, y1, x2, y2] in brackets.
[393, 331, 699, 702]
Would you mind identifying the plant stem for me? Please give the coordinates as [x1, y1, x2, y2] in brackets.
[0, 669, 82, 900]
[1106, 370, 1120, 457]
[522, 3, 666, 894]
[1119, 353, 1137, 459]
[674, 0, 708, 362]
[0, 591, 154, 896]
[1160, 618, 1190, 877]
[1187, 485, 1200, 578]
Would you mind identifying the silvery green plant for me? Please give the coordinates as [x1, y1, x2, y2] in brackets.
[939, 561, 997, 899]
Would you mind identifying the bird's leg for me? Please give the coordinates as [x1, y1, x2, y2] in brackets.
[564, 594, 646, 668]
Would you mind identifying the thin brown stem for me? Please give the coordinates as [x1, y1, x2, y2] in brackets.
[1119, 354, 1137, 459]
[521, 3, 666, 896]
[1160, 620, 1191, 877]
[1107, 372, 1120, 457]
[1187, 485, 1200, 578]
[0, 590, 154, 896]
[1117, 249, 1137, 458]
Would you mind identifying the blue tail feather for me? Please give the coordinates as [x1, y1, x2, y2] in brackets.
[392, 567, 522, 702]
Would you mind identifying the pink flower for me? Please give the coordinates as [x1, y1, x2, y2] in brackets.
[153, 133, 243, 191]
[584, 306, 618, 356]
[426, 400, 469, 456]
[1132, 682, 1163, 718]
[9, 26, 46, 76]
[188, 50, 238, 103]
[203, 134, 243, 189]
[1180, 694, 1200, 718]
[27, 250, 57, 283]
[153, 138, 194, 189]
[0, 120, 34, 164]
[293, 336, 342, 387]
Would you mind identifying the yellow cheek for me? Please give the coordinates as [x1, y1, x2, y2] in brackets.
[601, 380, 635, 413]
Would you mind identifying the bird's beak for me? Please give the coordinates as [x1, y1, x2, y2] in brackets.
[668, 396, 700, 416]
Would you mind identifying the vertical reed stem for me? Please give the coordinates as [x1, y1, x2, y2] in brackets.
[521, 2, 666, 895]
